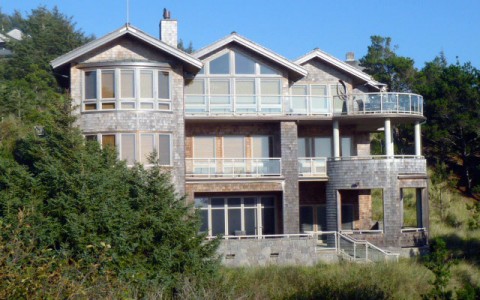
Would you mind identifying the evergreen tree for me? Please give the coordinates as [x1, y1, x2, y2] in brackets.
[0, 6, 219, 297]
[415, 58, 480, 194]
[360, 35, 417, 92]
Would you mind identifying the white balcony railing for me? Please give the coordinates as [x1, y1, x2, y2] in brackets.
[346, 93, 423, 115]
[185, 158, 281, 178]
[289, 96, 331, 115]
[185, 92, 423, 116]
[298, 157, 327, 177]
[329, 155, 424, 161]
[185, 95, 283, 116]
[288, 93, 423, 116]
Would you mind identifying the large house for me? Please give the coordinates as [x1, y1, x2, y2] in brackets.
[51, 13, 428, 265]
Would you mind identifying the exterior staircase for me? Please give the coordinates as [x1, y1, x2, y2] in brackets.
[336, 232, 399, 263]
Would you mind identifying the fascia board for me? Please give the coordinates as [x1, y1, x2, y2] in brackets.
[50, 25, 202, 70]
[295, 50, 384, 87]
[194, 34, 307, 77]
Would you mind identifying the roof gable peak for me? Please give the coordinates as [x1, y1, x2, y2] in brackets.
[193, 32, 307, 81]
[50, 24, 202, 71]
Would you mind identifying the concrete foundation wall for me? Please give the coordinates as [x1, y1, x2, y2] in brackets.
[218, 238, 319, 266]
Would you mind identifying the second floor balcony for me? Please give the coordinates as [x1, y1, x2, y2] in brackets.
[184, 92, 423, 117]
[186, 158, 282, 178]
[298, 157, 327, 177]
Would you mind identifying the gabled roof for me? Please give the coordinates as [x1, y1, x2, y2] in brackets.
[295, 49, 385, 89]
[50, 24, 202, 71]
[193, 33, 307, 81]
[0, 28, 23, 43]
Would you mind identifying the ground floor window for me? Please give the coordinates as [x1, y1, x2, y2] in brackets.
[195, 196, 276, 237]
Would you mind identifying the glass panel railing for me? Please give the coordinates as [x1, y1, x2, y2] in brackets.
[310, 96, 330, 114]
[186, 158, 281, 178]
[184, 93, 424, 116]
[298, 158, 327, 176]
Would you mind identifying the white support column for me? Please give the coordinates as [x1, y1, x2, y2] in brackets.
[333, 120, 340, 159]
[414, 121, 421, 156]
[390, 126, 395, 155]
[385, 118, 393, 157]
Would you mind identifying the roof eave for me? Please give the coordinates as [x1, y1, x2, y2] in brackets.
[295, 50, 386, 87]
[50, 25, 202, 71]
[194, 34, 307, 80]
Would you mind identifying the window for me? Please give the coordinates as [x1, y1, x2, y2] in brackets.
[290, 84, 329, 114]
[193, 136, 216, 158]
[252, 136, 272, 158]
[195, 196, 276, 236]
[83, 67, 171, 111]
[140, 134, 155, 164]
[102, 135, 115, 148]
[223, 136, 245, 158]
[235, 51, 255, 74]
[300, 205, 327, 233]
[85, 71, 97, 99]
[210, 53, 230, 74]
[140, 70, 154, 99]
[158, 71, 170, 99]
[341, 136, 354, 157]
[158, 134, 171, 165]
[184, 49, 282, 115]
[121, 134, 136, 165]
[298, 137, 332, 158]
[91, 132, 171, 166]
[101, 70, 115, 99]
[120, 70, 135, 99]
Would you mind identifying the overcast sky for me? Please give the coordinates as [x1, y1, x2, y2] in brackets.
[1, 0, 479, 68]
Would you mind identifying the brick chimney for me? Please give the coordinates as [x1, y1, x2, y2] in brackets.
[159, 8, 177, 48]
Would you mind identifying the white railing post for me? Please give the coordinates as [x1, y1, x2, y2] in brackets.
[353, 243, 356, 261]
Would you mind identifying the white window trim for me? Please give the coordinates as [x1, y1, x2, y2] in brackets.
[84, 132, 172, 166]
[82, 67, 172, 112]
[196, 196, 276, 237]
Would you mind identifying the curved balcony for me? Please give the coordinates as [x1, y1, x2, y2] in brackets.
[184, 92, 424, 117]
[289, 92, 423, 116]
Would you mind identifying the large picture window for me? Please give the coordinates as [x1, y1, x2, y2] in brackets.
[195, 196, 276, 237]
[83, 67, 171, 111]
[184, 49, 283, 115]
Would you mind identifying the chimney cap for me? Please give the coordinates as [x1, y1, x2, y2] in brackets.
[163, 8, 171, 20]
[346, 52, 355, 61]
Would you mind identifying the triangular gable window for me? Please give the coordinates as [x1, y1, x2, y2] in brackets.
[260, 63, 280, 75]
[235, 51, 255, 74]
[210, 53, 230, 74]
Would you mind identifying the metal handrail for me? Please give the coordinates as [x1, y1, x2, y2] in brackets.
[329, 155, 424, 161]
[185, 92, 423, 116]
[337, 232, 399, 262]
[206, 233, 315, 240]
[401, 227, 427, 233]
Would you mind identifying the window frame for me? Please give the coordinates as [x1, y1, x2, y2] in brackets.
[195, 195, 276, 237]
[81, 66, 172, 112]
[84, 132, 172, 166]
